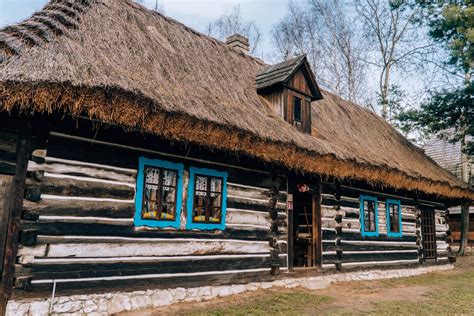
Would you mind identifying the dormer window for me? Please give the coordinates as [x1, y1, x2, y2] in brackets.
[293, 97, 302, 122]
[256, 55, 323, 135]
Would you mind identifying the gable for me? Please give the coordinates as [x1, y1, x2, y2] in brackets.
[256, 55, 322, 101]
[288, 69, 312, 97]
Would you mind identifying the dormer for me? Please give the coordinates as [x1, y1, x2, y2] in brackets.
[256, 55, 323, 134]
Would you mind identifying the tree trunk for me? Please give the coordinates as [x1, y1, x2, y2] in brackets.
[381, 64, 391, 120]
[458, 203, 470, 256]
[458, 132, 471, 256]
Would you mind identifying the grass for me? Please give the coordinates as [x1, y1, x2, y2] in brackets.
[180, 256, 474, 316]
[186, 290, 334, 316]
[370, 268, 474, 315]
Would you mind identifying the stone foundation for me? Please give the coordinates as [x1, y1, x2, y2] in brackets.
[450, 245, 473, 255]
[7, 264, 453, 316]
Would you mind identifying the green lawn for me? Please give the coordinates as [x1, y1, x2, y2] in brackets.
[181, 257, 474, 316]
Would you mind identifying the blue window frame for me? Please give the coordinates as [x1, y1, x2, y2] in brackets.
[360, 195, 379, 237]
[134, 157, 184, 228]
[386, 199, 402, 237]
[186, 167, 228, 230]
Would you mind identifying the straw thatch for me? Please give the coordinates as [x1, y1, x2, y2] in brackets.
[0, 0, 472, 200]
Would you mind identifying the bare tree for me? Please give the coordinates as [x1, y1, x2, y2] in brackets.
[272, 0, 367, 103]
[135, 0, 164, 14]
[354, 0, 433, 121]
[207, 5, 262, 55]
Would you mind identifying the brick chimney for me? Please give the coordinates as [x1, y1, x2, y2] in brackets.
[225, 34, 250, 54]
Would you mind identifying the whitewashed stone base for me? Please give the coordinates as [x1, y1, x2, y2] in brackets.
[6, 264, 453, 316]
[450, 245, 473, 255]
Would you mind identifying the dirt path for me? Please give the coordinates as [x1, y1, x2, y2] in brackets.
[122, 256, 474, 315]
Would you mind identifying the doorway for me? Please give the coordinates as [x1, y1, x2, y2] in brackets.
[291, 190, 321, 268]
[421, 206, 437, 261]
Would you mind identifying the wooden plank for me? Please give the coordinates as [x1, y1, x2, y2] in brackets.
[227, 199, 285, 213]
[22, 199, 135, 219]
[27, 160, 137, 183]
[26, 176, 135, 200]
[0, 130, 18, 153]
[16, 255, 284, 280]
[322, 197, 359, 209]
[287, 199, 294, 271]
[0, 161, 16, 176]
[18, 239, 271, 258]
[338, 242, 418, 251]
[47, 132, 287, 191]
[341, 259, 419, 269]
[1, 121, 30, 309]
[0, 176, 14, 290]
[20, 221, 277, 241]
[323, 230, 418, 242]
[14, 269, 279, 298]
[313, 183, 322, 267]
[226, 209, 272, 227]
[324, 251, 418, 264]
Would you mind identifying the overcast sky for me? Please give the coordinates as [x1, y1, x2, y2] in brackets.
[0, 0, 298, 59]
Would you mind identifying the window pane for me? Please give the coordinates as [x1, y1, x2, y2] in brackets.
[142, 184, 158, 219]
[160, 186, 176, 220]
[192, 174, 225, 224]
[369, 201, 375, 231]
[210, 192, 221, 208]
[210, 207, 222, 223]
[145, 167, 160, 184]
[294, 97, 302, 122]
[196, 176, 207, 192]
[363, 200, 375, 232]
[210, 177, 222, 193]
[390, 204, 399, 233]
[163, 169, 177, 187]
[162, 186, 176, 202]
[142, 167, 178, 221]
[161, 203, 175, 219]
[193, 194, 206, 222]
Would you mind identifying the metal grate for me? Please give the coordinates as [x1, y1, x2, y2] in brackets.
[421, 208, 437, 260]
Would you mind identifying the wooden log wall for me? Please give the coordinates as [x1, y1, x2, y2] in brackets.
[319, 183, 450, 269]
[434, 208, 450, 262]
[14, 124, 288, 297]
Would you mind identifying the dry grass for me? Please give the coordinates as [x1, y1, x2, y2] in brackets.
[1, 0, 472, 200]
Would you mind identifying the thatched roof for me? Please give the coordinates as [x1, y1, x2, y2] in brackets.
[1, 0, 472, 200]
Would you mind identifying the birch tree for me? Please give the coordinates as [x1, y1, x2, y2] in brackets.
[207, 5, 262, 56]
[354, 0, 433, 121]
[135, 0, 164, 14]
[272, 0, 367, 103]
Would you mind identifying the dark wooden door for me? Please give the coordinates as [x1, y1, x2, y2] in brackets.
[0, 121, 30, 315]
[421, 207, 437, 261]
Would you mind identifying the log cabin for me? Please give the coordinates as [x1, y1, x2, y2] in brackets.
[0, 0, 473, 314]
[424, 136, 474, 246]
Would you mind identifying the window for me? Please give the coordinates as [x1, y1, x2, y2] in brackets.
[293, 96, 302, 122]
[386, 199, 402, 237]
[360, 195, 379, 237]
[187, 167, 227, 230]
[134, 157, 184, 228]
